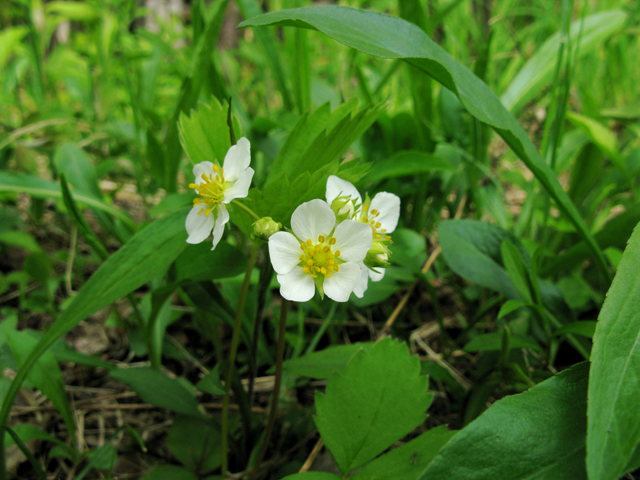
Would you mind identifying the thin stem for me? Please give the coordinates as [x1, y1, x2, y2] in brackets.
[221, 244, 259, 477]
[249, 298, 289, 480]
[231, 200, 261, 221]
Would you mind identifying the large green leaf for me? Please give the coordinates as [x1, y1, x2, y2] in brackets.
[587, 222, 640, 480]
[314, 338, 432, 474]
[501, 10, 627, 114]
[239, 6, 609, 279]
[419, 362, 589, 479]
[0, 208, 189, 470]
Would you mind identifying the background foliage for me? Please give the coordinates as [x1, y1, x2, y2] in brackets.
[1, 0, 640, 478]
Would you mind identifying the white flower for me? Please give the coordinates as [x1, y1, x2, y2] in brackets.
[326, 175, 401, 297]
[268, 199, 372, 302]
[185, 137, 254, 249]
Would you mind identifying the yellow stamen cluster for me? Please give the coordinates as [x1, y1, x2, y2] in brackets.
[360, 206, 387, 239]
[299, 235, 340, 278]
[190, 165, 225, 216]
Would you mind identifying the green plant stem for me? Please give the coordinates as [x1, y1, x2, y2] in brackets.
[231, 200, 261, 221]
[250, 297, 289, 480]
[221, 244, 259, 477]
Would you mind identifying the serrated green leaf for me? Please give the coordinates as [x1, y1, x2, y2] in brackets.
[314, 338, 432, 474]
[587, 222, 640, 480]
[419, 362, 589, 479]
[239, 5, 608, 280]
[351, 426, 456, 480]
[179, 98, 241, 166]
[110, 368, 204, 418]
[283, 343, 374, 379]
[265, 100, 381, 188]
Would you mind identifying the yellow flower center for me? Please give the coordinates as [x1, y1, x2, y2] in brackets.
[360, 205, 390, 240]
[298, 235, 341, 278]
[190, 164, 226, 216]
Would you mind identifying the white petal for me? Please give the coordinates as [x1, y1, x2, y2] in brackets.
[268, 232, 303, 275]
[211, 205, 229, 250]
[186, 205, 214, 244]
[369, 268, 385, 282]
[222, 137, 251, 182]
[277, 269, 316, 302]
[193, 161, 215, 185]
[352, 263, 369, 298]
[370, 192, 401, 233]
[223, 167, 254, 203]
[326, 175, 362, 206]
[333, 220, 372, 263]
[291, 199, 335, 243]
[323, 262, 361, 302]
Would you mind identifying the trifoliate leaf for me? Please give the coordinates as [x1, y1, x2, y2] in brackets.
[314, 338, 432, 474]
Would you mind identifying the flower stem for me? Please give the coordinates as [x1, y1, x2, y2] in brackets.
[221, 244, 259, 477]
[231, 199, 261, 221]
[249, 297, 289, 480]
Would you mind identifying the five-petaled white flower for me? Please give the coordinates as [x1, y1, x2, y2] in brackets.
[186, 137, 254, 249]
[268, 199, 372, 302]
[326, 175, 401, 297]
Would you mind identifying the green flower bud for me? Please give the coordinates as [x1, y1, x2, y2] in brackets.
[330, 195, 357, 223]
[364, 239, 391, 270]
[253, 217, 282, 240]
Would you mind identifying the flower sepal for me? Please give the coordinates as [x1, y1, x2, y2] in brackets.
[364, 246, 391, 270]
[313, 275, 325, 299]
[253, 217, 282, 240]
